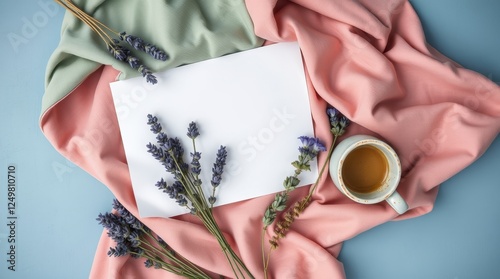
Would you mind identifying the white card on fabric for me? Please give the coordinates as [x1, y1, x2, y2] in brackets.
[110, 42, 317, 217]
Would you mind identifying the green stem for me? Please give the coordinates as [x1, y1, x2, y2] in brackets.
[56, 0, 113, 43]
[169, 151, 254, 278]
[303, 134, 338, 205]
[140, 229, 209, 278]
[261, 228, 273, 279]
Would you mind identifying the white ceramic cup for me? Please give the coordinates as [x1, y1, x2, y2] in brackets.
[329, 135, 408, 214]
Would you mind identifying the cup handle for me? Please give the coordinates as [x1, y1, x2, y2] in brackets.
[385, 191, 408, 215]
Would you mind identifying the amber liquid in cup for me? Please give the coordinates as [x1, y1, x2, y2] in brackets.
[341, 145, 389, 194]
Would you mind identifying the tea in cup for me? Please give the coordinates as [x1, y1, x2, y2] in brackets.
[329, 135, 408, 214]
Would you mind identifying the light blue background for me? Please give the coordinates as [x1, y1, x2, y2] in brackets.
[0, 0, 498, 278]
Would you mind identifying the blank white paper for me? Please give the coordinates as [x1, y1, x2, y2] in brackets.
[110, 42, 317, 217]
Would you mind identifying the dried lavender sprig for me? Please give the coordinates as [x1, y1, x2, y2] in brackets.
[261, 136, 325, 277]
[108, 42, 158, 84]
[146, 115, 188, 174]
[155, 178, 188, 207]
[211, 146, 227, 188]
[112, 38, 158, 84]
[299, 107, 350, 203]
[268, 195, 309, 249]
[262, 107, 350, 278]
[119, 32, 145, 51]
[262, 136, 325, 227]
[108, 42, 130, 62]
[145, 43, 169, 61]
[55, 1, 163, 85]
[190, 152, 202, 176]
[187, 122, 202, 189]
[138, 64, 158, 85]
[209, 145, 227, 205]
[187, 122, 200, 139]
[147, 114, 162, 134]
[119, 32, 169, 61]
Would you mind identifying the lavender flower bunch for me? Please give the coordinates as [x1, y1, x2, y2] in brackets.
[261, 107, 350, 279]
[146, 114, 254, 279]
[55, 0, 169, 84]
[97, 199, 212, 278]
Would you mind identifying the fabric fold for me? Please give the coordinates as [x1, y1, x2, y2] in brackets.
[40, 0, 499, 278]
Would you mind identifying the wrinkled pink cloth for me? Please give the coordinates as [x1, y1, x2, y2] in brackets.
[40, 0, 500, 278]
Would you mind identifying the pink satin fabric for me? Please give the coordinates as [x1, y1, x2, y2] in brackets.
[41, 0, 500, 278]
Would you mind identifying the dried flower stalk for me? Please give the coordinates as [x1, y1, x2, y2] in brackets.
[54, 0, 169, 84]
[261, 107, 350, 278]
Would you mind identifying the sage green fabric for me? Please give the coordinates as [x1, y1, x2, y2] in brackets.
[42, 0, 263, 114]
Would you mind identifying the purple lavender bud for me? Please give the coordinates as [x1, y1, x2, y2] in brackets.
[176, 196, 188, 206]
[119, 32, 147, 52]
[111, 199, 143, 230]
[145, 43, 169, 61]
[118, 32, 126, 41]
[162, 156, 176, 173]
[327, 107, 350, 136]
[129, 247, 145, 259]
[107, 244, 129, 257]
[186, 122, 199, 139]
[147, 114, 163, 134]
[107, 42, 130, 62]
[156, 133, 169, 146]
[97, 212, 131, 244]
[161, 137, 175, 151]
[132, 38, 145, 51]
[155, 178, 168, 192]
[144, 259, 154, 268]
[145, 73, 158, 84]
[172, 180, 185, 196]
[150, 123, 162, 134]
[126, 56, 140, 69]
[146, 143, 165, 161]
[138, 65, 158, 85]
[326, 107, 340, 125]
[339, 115, 350, 129]
[211, 146, 227, 188]
[298, 136, 326, 158]
[127, 231, 141, 248]
[165, 138, 185, 164]
[208, 196, 216, 205]
[190, 151, 202, 175]
[157, 236, 168, 248]
[147, 114, 158, 125]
